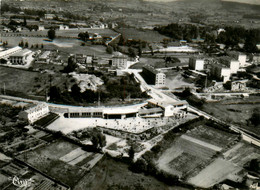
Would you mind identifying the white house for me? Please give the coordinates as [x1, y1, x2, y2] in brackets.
[19, 103, 49, 124]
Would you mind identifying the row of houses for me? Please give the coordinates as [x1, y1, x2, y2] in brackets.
[189, 54, 248, 83]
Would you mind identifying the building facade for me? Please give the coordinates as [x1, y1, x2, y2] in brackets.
[189, 58, 205, 71]
[112, 52, 128, 69]
[142, 66, 166, 87]
[19, 103, 49, 124]
[9, 49, 32, 65]
[211, 64, 231, 83]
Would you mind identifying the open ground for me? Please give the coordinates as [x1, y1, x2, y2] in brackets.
[201, 95, 260, 135]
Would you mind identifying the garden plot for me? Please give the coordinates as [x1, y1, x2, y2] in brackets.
[185, 125, 239, 148]
[156, 135, 216, 178]
[188, 158, 241, 188]
[59, 147, 92, 166]
[223, 142, 260, 166]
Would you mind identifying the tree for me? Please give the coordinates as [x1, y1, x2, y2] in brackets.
[19, 41, 24, 47]
[106, 46, 114, 54]
[128, 145, 135, 161]
[91, 129, 106, 151]
[71, 84, 81, 101]
[78, 32, 89, 41]
[63, 56, 77, 73]
[48, 29, 56, 40]
[49, 86, 61, 102]
[118, 35, 125, 46]
[128, 47, 136, 58]
[249, 108, 260, 126]
[23, 17, 27, 26]
[249, 159, 260, 172]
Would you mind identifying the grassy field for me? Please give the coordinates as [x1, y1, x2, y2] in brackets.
[116, 28, 169, 43]
[74, 156, 189, 190]
[201, 95, 260, 135]
[0, 66, 65, 97]
[0, 66, 41, 94]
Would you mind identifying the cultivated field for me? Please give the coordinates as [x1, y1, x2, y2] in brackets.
[188, 158, 241, 188]
[224, 142, 260, 166]
[17, 139, 88, 187]
[185, 125, 239, 148]
[155, 124, 240, 187]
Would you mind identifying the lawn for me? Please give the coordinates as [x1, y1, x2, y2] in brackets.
[0, 66, 40, 93]
[0, 66, 65, 97]
[116, 28, 169, 43]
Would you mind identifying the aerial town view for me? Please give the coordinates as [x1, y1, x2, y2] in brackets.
[0, 0, 259, 189]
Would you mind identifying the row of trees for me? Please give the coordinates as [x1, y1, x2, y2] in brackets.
[18, 40, 44, 49]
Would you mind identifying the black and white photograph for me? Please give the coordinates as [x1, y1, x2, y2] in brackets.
[0, 0, 259, 189]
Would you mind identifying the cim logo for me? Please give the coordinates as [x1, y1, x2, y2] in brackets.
[9, 176, 34, 188]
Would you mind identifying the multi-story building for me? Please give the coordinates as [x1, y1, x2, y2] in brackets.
[19, 103, 49, 124]
[189, 57, 205, 71]
[237, 54, 247, 67]
[112, 52, 128, 69]
[9, 49, 32, 65]
[228, 52, 247, 67]
[142, 66, 166, 87]
[211, 64, 231, 83]
[220, 57, 240, 74]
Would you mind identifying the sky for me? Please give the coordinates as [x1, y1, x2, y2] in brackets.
[143, 0, 260, 5]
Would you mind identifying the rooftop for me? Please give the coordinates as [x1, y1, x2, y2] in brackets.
[10, 49, 32, 57]
[148, 99, 188, 108]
